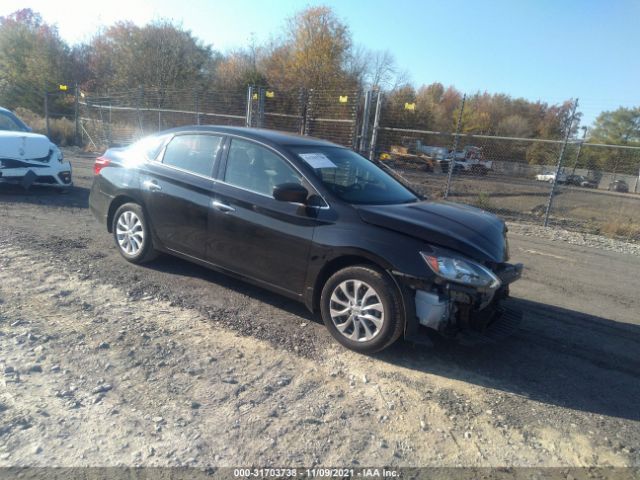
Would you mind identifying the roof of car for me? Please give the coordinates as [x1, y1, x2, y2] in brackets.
[160, 125, 341, 148]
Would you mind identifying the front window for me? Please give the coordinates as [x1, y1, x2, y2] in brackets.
[290, 146, 417, 205]
[0, 111, 29, 132]
[225, 138, 303, 197]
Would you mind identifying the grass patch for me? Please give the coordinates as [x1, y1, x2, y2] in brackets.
[601, 217, 640, 242]
[474, 192, 494, 211]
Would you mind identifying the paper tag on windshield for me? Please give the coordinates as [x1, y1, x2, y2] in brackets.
[299, 153, 337, 169]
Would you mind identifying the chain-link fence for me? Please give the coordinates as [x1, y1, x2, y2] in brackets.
[80, 86, 360, 150]
[71, 85, 640, 242]
[368, 93, 640, 241]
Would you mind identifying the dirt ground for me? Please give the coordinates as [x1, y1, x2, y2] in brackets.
[0, 149, 639, 468]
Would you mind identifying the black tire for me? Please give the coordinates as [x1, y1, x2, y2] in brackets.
[320, 265, 404, 353]
[112, 202, 158, 264]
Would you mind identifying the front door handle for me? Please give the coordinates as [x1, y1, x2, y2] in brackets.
[212, 200, 235, 213]
[143, 180, 162, 192]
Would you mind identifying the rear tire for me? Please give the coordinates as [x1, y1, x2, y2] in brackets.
[112, 202, 158, 264]
[320, 265, 404, 353]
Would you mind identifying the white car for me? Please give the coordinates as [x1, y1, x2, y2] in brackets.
[536, 170, 567, 183]
[0, 107, 72, 189]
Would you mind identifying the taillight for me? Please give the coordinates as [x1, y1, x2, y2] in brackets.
[94, 156, 111, 175]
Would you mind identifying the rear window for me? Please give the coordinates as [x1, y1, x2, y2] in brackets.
[161, 134, 223, 177]
[130, 135, 168, 161]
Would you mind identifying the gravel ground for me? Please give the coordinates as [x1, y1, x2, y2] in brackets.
[507, 223, 640, 257]
[0, 149, 639, 468]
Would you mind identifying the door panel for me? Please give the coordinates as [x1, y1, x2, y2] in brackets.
[142, 163, 214, 259]
[207, 137, 320, 295]
[142, 133, 223, 259]
[207, 182, 318, 295]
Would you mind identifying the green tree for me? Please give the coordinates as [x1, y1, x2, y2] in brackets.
[589, 107, 640, 145]
[587, 107, 640, 174]
[86, 20, 215, 102]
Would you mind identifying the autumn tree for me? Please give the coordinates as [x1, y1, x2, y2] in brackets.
[0, 9, 72, 113]
[261, 6, 354, 91]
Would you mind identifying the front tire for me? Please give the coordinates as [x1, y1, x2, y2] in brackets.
[112, 202, 158, 264]
[320, 265, 404, 353]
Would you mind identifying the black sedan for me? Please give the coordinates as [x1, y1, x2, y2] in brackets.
[609, 179, 629, 193]
[89, 126, 522, 353]
[566, 174, 598, 188]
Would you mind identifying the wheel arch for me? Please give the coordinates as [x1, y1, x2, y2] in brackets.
[310, 252, 405, 315]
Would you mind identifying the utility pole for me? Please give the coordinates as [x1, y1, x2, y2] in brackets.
[74, 83, 80, 146]
[571, 126, 588, 175]
[544, 99, 579, 227]
[444, 94, 466, 199]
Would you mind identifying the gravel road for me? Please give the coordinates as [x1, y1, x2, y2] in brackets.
[0, 149, 639, 467]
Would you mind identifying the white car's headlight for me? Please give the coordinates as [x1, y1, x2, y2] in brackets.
[420, 252, 501, 290]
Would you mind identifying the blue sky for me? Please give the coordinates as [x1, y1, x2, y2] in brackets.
[2, 0, 639, 125]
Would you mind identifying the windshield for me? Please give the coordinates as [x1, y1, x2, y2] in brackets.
[291, 146, 418, 205]
[0, 110, 29, 132]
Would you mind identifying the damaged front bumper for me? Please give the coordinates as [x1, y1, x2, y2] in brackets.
[402, 262, 523, 344]
[0, 163, 73, 189]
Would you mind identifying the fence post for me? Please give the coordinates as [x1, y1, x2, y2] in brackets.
[194, 91, 200, 126]
[245, 85, 253, 127]
[368, 90, 382, 160]
[444, 94, 466, 199]
[74, 83, 80, 146]
[44, 90, 50, 138]
[304, 89, 314, 136]
[257, 87, 265, 128]
[571, 127, 588, 174]
[359, 90, 372, 155]
[137, 85, 144, 134]
[298, 88, 307, 135]
[543, 98, 579, 227]
[108, 98, 113, 146]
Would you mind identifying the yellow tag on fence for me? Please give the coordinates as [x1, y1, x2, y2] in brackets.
[404, 102, 416, 111]
[252, 93, 258, 100]
[339, 95, 348, 103]
[265, 91, 275, 98]
[59, 84, 68, 91]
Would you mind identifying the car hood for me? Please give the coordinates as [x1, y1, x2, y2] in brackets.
[0, 131, 52, 161]
[356, 201, 508, 263]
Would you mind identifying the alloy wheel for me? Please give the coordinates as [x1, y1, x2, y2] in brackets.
[329, 279, 385, 342]
[116, 210, 145, 256]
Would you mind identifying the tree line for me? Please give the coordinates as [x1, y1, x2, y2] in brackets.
[1, 6, 638, 170]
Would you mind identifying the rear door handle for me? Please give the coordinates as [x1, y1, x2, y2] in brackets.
[143, 180, 162, 192]
[211, 200, 235, 213]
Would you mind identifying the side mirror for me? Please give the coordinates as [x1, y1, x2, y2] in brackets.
[273, 183, 308, 204]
